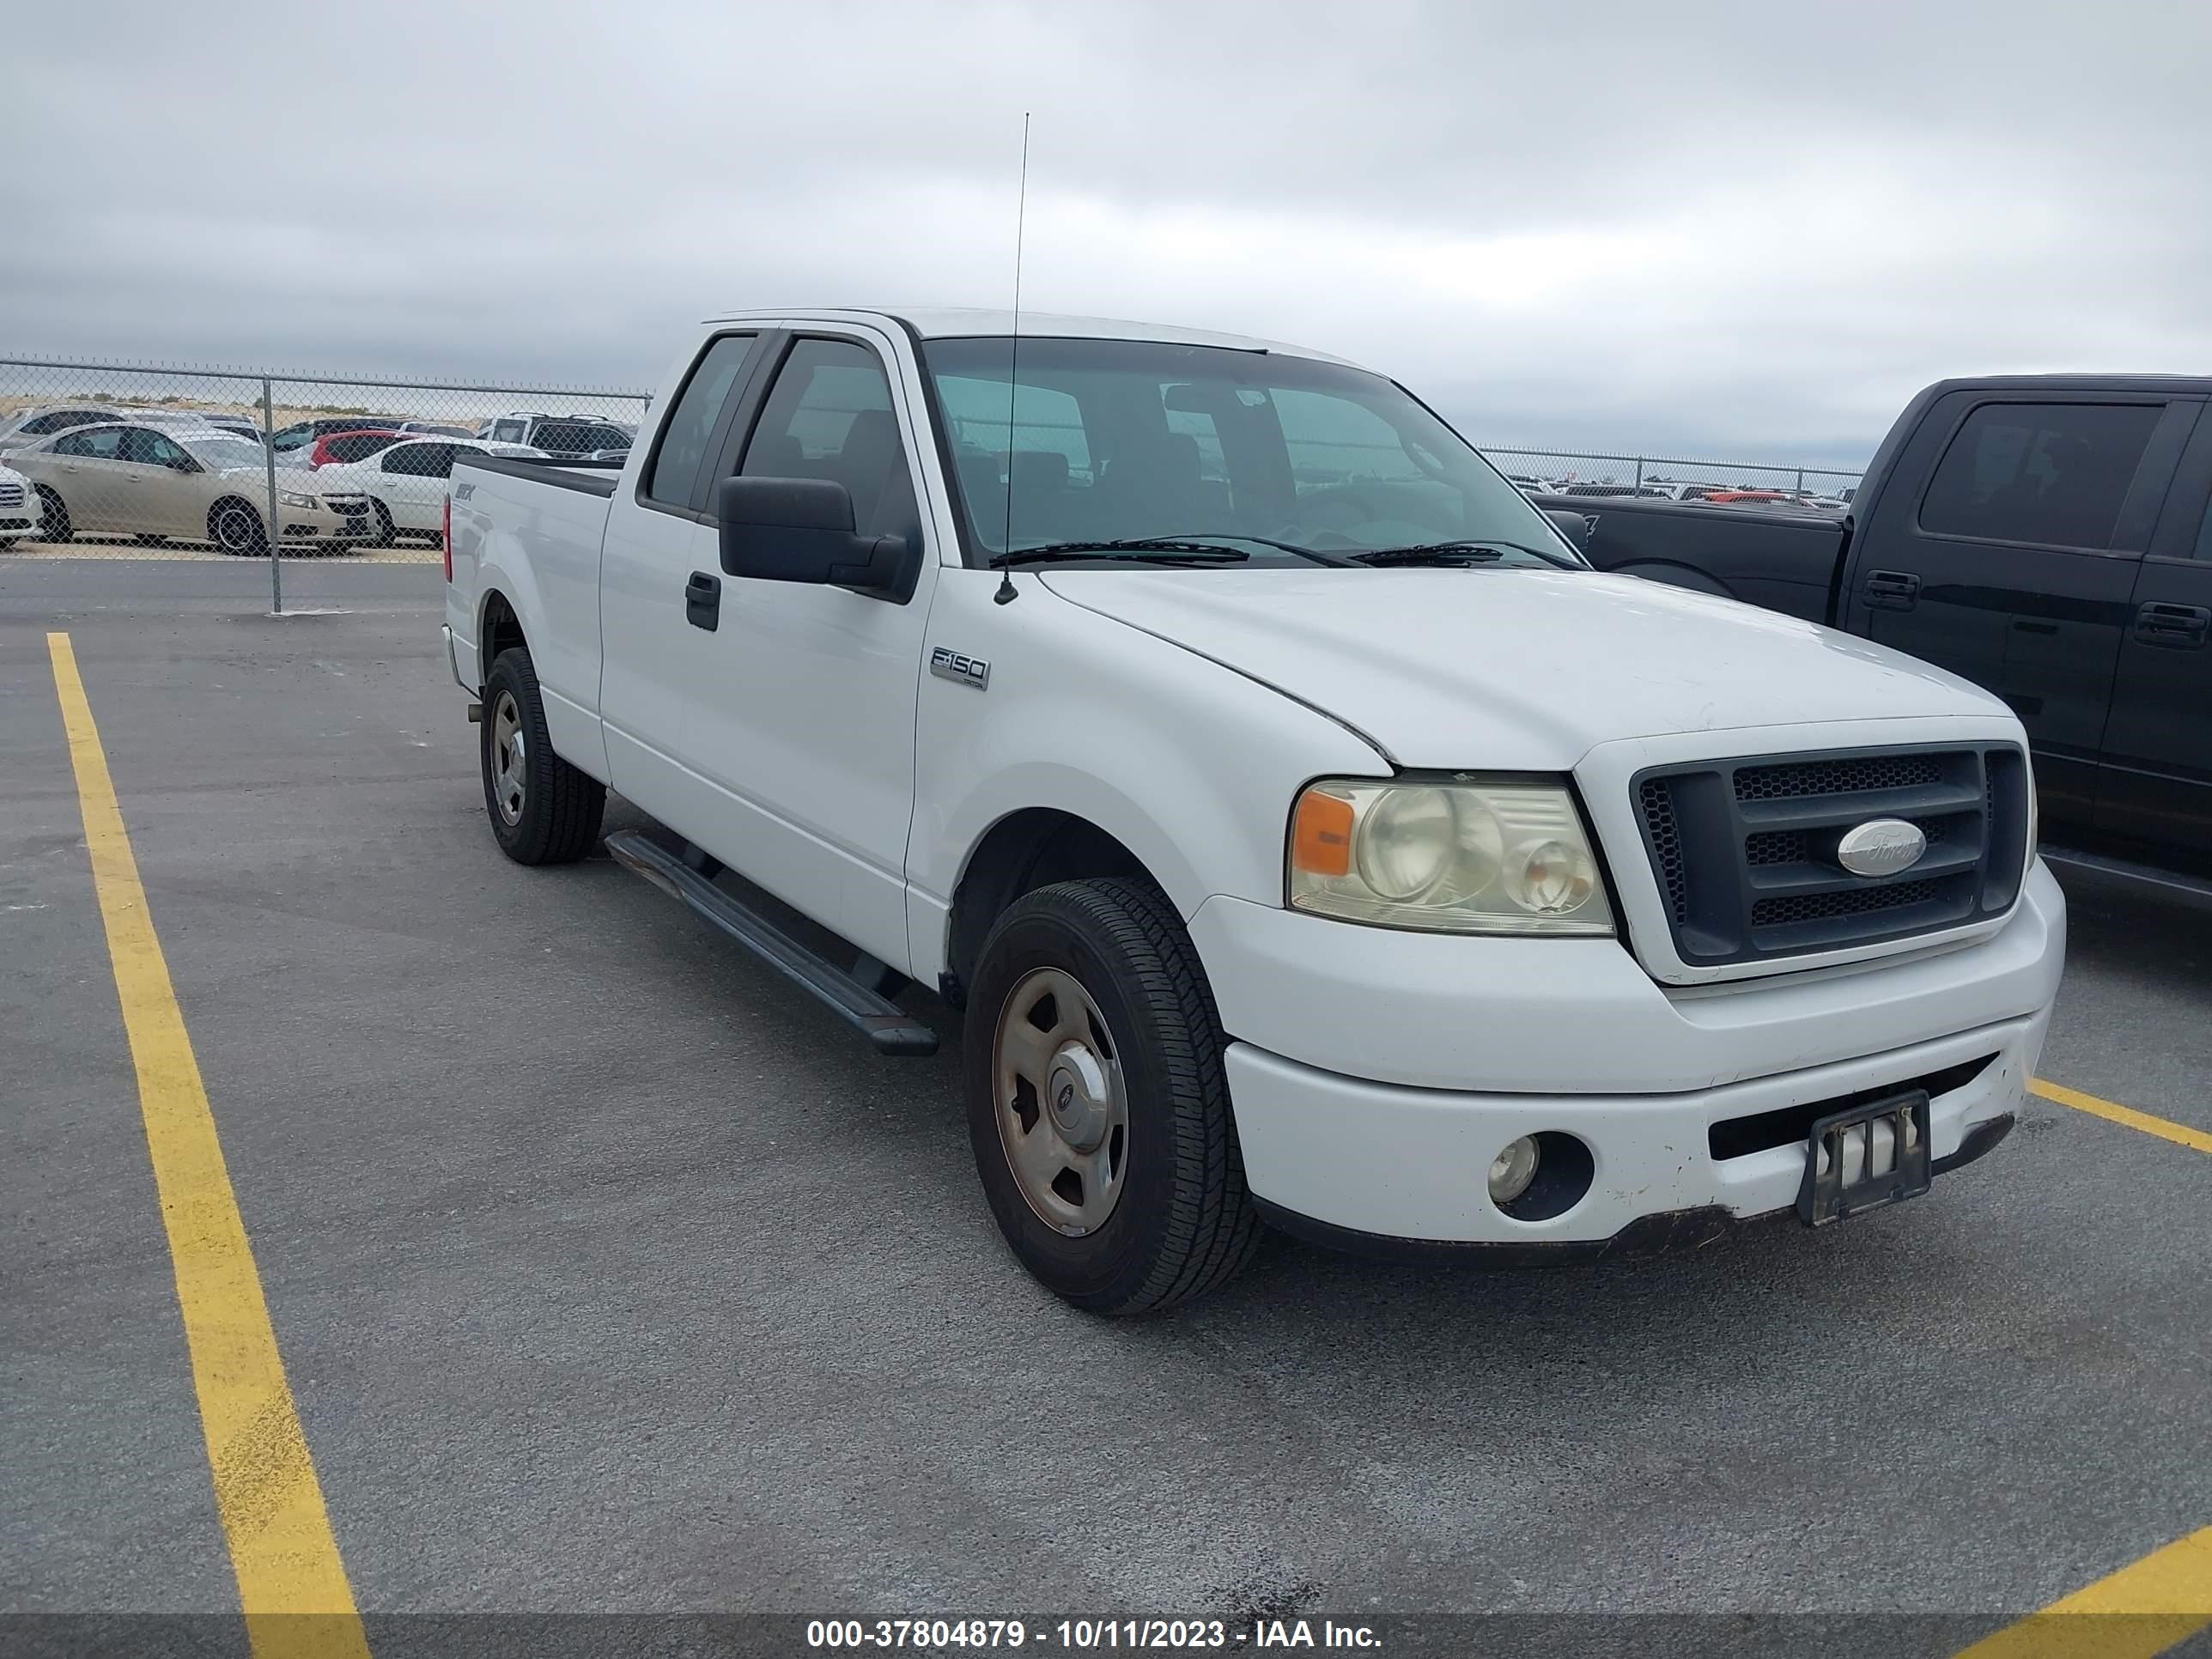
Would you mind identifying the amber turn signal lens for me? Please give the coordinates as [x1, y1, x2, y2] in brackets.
[1291, 788, 1355, 877]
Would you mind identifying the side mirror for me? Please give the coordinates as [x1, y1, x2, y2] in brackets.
[1544, 507, 1595, 550]
[716, 476, 916, 601]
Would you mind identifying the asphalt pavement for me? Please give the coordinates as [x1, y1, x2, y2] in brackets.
[3, 560, 2208, 1652]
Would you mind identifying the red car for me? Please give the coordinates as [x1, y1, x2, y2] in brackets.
[305, 428, 410, 470]
[1698, 489, 1793, 506]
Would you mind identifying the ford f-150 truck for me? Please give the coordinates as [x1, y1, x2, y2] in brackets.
[443, 309, 2065, 1314]
[1548, 374, 2212, 896]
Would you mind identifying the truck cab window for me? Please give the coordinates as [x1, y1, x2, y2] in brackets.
[740, 338, 917, 539]
[1919, 403, 2161, 550]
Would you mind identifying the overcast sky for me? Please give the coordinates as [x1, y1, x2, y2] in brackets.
[6, 1, 2209, 465]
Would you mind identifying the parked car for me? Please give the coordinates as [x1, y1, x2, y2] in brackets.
[310, 437, 543, 544]
[476, 411, 637, 456]
[441, 307, 2061, 1314]
[118, 409, 267, 442]
[1643, 480, 1732, 501]
[0, 404, 125, 455]
[0, 458, 46, 548]
[266, 416, 414, 460]
[303, 428, 413, 470]
[1547, 374, 2212, 890]
[9, 422, 378, 553]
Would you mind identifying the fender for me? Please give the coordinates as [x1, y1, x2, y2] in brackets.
[1611, 560, 1736, 600]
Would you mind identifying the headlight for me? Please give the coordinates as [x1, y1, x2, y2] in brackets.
[1289, 777, 1614, 935]
[277, 490, 318, 508]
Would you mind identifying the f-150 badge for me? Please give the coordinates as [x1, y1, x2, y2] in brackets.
[931, 647, 989, 690]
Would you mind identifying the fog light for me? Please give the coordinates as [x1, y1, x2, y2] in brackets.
[1488, 1135, 1540, 1204]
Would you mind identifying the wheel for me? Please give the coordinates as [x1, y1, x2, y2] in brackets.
[480, 647, 605, 865]
[963, 877, 1262, 1315]
[33, 486, 70, 544]
[208, 497, 266, 556]
[365, 500, 396, 549]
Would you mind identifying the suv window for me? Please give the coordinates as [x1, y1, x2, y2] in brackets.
[739, 337, 916, 540]
[53, 428, 125, 459]
[489, 420, 528, 443]
[1920, 402, 2163, 550]
[531, 419, 630, 455]
[121, 428, 190, 466]
[24, 410, 110, 436]
[383, 442, 458, 477]
[645, 333, 757, 507]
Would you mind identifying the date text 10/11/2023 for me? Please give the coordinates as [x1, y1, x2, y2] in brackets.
[805, 1619, 1384, 1649]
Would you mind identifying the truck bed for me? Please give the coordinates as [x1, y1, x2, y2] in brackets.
[1536, 493, 1847, 624]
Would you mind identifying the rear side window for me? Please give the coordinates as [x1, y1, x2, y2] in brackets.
[121, 428, 189, 466]
[382, 443, 456, 477]
[54, 428, 125, 459]
[1919, 403, 2162, 550]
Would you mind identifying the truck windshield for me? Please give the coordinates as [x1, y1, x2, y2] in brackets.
[922, 336, 1583, 570]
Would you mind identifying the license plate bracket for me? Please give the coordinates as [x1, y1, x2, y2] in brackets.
[1796, 1089, 1932, 1226]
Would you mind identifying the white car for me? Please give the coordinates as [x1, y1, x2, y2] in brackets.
[310, 437, 543, 544]
[0, 458, 46, 547]
[0, 404, 126, 456]
[442, 307, 2063, 1314]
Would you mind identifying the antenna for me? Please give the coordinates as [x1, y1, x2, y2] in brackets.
[994, 112, 1030, 605]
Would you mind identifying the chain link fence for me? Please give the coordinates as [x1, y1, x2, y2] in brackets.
[0, 353, 1869, 607]
[0, 356, 650, 609]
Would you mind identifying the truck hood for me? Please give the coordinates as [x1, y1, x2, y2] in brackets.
[1036, 567, 2011, 769]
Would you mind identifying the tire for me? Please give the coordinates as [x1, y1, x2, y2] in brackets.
[963, 877, 1262, 1315]
[33, 486, 70, 544]
[480, 647, 605, 865]
[208, 496, 265, 556]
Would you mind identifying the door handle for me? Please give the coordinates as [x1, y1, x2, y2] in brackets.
[1864, 569, 1920, 611]
[2135, 601, 2211, 649]
[684, 570, 721, 632]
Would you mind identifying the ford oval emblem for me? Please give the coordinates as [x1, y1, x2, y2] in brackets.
[1836, 817, 1927, 878]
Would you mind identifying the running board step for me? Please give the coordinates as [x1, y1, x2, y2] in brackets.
[604, 830, 939, 1057]
[2040, 844, 2212, 908]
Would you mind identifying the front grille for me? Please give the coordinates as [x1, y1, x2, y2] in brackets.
[0, 483, 25, 507]
[1633, 743, 2032, 969]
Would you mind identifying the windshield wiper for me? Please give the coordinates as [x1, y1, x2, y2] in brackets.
[1351, 538, 1578, 569]
[991, 534, 1363, 568]
[989, 539, 1249, 568]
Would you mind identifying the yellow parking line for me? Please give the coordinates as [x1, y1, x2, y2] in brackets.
[47, 633, 369, 1659]
[2032, 1079, 2212, 1157]
[1955, 1528, 2212, 1657]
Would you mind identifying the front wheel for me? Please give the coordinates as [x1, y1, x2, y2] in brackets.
[33, 485, 70, 544]
[209, 497, 265, 555]
[963, 877, 1262, 1315]
[481, 647, 605, 865]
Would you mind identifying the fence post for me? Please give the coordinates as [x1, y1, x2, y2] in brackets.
[1794, 467, 1805, 496]
[260, 377, 283, 614]
[1634, 458, 1644, 490]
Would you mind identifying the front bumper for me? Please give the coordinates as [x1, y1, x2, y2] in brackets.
[1199, 859, 2064, 1245]
[276, 497, 376, 544]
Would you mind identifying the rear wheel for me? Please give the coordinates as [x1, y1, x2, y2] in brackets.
[481, 647, 605, 865]
[963, 877, 1262, 1315]
[33, 486, 70, 544]
[209, 496, 265, 556]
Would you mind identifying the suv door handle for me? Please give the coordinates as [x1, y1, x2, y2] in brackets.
[2135, 601, 2211, 649]
[685, 570, 721, 632]
[1863, 569, 1921, 611]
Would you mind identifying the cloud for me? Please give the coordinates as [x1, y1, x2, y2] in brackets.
[5, 0, 2209, 465]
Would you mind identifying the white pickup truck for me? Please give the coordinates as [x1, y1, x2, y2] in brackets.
[444, 307, 2066, 1314]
